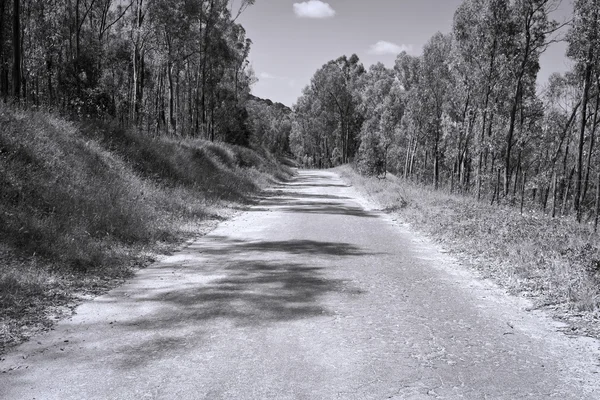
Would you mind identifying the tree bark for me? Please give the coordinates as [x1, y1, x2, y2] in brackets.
[552, 172, 558, 218]
[0, 0, 7, 100]
[582, 93, 599, 205]
[574, 45, 594, 222]
[595, 172, 600, 232]
[12, 0, 20, 102]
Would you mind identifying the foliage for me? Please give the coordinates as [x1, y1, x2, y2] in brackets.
[292, 0, 600, 224]
[290, 55, 365, 167]
[246, 95, 293, 155]
[0, 0, 270, 145]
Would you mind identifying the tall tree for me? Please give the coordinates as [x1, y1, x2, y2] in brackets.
[503, 0, 559, 195]
[567, 0, 600, 221]
[12, 0, 20, 102]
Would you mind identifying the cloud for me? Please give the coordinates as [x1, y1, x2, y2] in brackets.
[293, 1, 336, 19]
[259, 72, 289, 80]
[368, 41, 414, 56]
[259, 72, 296, 87]
[259, 72, 277, 79]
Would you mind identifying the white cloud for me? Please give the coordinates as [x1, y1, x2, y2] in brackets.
[259, 72, 289, 80]
[259, 72, 277, 79]
[368, 41, 414, 56]
[293, 1, 336, 19]
[259, 72, 296, 87]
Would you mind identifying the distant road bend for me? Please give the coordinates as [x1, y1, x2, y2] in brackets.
[2, 170, 600, 399]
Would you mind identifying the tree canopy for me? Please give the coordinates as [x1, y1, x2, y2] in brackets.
[291, 0, 600, 222]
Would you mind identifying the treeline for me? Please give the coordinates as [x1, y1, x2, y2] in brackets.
[0, 0, 290, 149]
[290, 0, 600, 223]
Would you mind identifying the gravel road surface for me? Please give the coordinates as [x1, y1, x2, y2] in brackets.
[2, 170, 600, 399]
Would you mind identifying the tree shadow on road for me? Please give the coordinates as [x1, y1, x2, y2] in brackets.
[192, 237, 380, 257]
[252, 197, 377, 218]
[262, 192, 353, 201]
[113, 238, 368, 369]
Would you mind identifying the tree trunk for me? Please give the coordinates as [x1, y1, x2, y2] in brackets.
[0, 0, 7, 101]
[168, 61, 176, 135]
[409, 140, 417, 177]
[562, 167, 575, 216]
[403, 138, 411, 179]
[582, 94, 599, 205]
[551, 172, 558, 218]
[520, 171, 526, 214]
[595, 172, 600, 232]
[505, 10, 533, 196]
[12, 0, 20, 102]
[433, 131, 440, 190]
[175, 68, 180, 135]
[575, 45, 594, 222]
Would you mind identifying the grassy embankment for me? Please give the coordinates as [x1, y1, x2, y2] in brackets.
[0, 104, 292, 352]
[337, 165, 600, 337]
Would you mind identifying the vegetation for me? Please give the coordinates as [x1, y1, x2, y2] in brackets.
[291, 0, 600, 227]
[288, 0, 600, 329]
[0, 0, 297, 353]
[0, 0, 281, 144]
[3, 0, 600, 351]
[0, 104, 291, 353]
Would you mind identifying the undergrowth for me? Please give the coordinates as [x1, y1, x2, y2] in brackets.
[337, 165, 600, 319]
[0, 105, 292, 352]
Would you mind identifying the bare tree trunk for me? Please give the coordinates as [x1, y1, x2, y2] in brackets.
[0, 0, 7, 101]
[595, 172, 600, 232]
[513, 151, 521, 198]
[491, 167, 500, 206]
[433, 131, 440, 190]
[194, 64, 200, 136]
[477, 36, 497, 200]
[168, 61, 175, 135]
[409, 140, 417, 177]
[175, 69, 180, 135]
[582, 94, 599, 204]
[552, 172, 558, 218]
[12, 0, 21, 102]
[520, 171, 526, 214]
[575, 45, 594, 222]
[562, 167, 575, 216]
[403, 137, 411, 179]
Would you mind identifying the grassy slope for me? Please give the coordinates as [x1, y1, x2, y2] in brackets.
[0, 105, 292, 352]
[337, 165, 600, 338]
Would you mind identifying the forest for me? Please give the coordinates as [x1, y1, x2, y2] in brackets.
[290, 0, 600, 225]
[0, 0, 291, 149]
[2, 0, 600, 225]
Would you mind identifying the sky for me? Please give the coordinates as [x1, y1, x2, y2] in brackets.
[238, 0, 574, 108]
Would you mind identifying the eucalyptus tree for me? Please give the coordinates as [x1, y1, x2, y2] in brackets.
[567, 0, 600, 221]
[414, 32, 453, 189]
[356, 62, 395, 175]
[453, 0, 513, 198]
[12, 0, 20, 102]
[502, 0, 560, 196]
[393, 51, 421, 178]
[292, 54, 365, 167]
[310, 55, 365, 164]
[0, 0, 257, 144]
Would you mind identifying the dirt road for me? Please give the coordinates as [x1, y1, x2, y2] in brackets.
[2, 170, 600, 399]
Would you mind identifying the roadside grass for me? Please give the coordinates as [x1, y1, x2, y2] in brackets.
[0, 104, 292, 352]
[337, 165, 600, 335]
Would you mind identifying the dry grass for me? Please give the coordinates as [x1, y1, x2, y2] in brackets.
[337, 165, 600, 335]
[0, 105, 292, 352]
